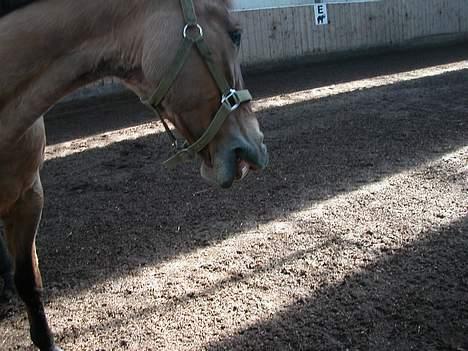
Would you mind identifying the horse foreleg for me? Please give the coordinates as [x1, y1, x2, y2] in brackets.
[0, 225, 15, 300]
[3, 175, 62, 351]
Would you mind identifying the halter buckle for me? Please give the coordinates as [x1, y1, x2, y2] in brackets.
[221, 89, 242, 112]
[183, 23, 204, 42]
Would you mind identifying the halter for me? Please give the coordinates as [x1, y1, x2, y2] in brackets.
[141, 0, 252, 168]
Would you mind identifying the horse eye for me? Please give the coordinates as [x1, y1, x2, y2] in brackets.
[229, 30, 242, 47]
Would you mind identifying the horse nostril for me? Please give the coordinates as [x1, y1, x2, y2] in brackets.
[234, 147, 245, 162]
[235, 146, 255, 166]
[233, 143, 268, 170]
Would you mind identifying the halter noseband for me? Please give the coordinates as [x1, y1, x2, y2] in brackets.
[141, 0, 252, 168]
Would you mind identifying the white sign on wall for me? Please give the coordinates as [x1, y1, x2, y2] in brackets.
[314, 3, 329, 25]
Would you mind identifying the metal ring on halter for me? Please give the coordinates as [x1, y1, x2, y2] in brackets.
[183, 23, 203, 41]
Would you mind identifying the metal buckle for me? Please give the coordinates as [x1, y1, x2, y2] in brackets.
[183, 23, 203, 42]
[173, 140, 189, 151]
[221, 89, 241, 111]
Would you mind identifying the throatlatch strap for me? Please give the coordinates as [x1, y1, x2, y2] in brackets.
[140, 96, 178, 146]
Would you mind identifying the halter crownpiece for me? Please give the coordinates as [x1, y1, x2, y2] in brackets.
[142, 0, 252, 169]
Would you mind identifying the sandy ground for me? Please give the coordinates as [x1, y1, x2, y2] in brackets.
[1, 44, 468, 351]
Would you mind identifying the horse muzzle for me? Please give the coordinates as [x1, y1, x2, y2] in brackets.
[201, 139, 269, 188]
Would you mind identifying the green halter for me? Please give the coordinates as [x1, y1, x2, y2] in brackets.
[141, 0, 252, 169]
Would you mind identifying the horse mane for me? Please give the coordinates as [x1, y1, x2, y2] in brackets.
[0, 0, 37, 17]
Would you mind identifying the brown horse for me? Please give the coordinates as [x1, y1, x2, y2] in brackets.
[0, 0, 268, 350]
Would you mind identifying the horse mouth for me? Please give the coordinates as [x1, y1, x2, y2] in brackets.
[235, 159, 249, 181]
[200, 157, 257, 187]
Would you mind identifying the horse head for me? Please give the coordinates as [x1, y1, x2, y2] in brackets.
[134, 0, 268, 188]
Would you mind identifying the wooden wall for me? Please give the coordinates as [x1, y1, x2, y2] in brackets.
[235, 0, 468, 67]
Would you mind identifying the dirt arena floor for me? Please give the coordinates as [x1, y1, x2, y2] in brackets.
[1, 44, 468, 350]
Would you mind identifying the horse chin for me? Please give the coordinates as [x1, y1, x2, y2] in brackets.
[200, 161, 235, 188]
[200, 158, 256, 189]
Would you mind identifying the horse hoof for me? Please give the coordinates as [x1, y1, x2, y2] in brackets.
[45, 346, 63, 351]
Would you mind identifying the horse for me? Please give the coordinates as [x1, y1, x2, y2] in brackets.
[0, 0, 268, 350]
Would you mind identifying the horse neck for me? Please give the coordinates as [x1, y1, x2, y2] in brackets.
[0, 0, 150, 146]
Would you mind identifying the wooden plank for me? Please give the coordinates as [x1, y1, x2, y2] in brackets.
[335, 4, 349, 51]
[356, 2, 366, 49]
[352, 2, 363, 49]
[363, 2, 372, 48]
[446, 0, 459, 34]
[391, 0, 402, 45]
[420, 0, 429, 38]
[369, 1, 381, 47]
[297, 6, 310, 55]
[383, 0, 392, 46]
[327, 4, 337, 53]
[427, 0, 436, 36]
[254, 9, 271, 62]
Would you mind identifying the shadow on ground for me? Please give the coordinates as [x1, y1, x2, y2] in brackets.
[45, 92, 152, 145]
[203, 215, 468, 351]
